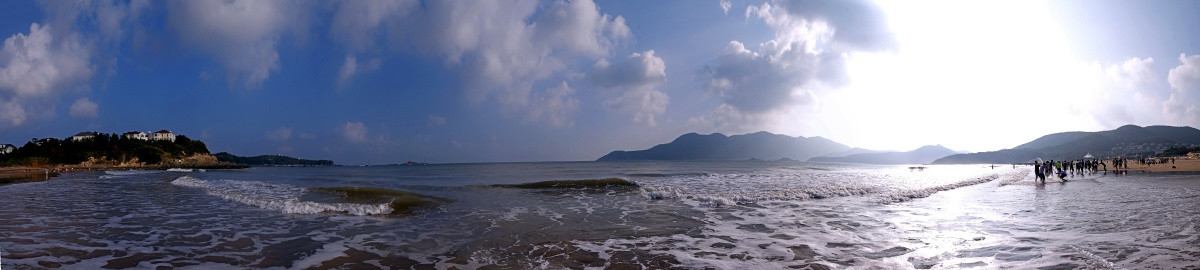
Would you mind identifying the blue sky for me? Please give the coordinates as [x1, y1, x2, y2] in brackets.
[2, 0, 1200, 164]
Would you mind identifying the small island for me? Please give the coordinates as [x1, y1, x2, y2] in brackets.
[213, 152, 334, 166]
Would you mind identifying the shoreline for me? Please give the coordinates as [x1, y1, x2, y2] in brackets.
[0, 167, 59, 185]
[0, 163, 247, 185]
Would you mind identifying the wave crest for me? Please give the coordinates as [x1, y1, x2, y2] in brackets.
[170, 176, 398, 216]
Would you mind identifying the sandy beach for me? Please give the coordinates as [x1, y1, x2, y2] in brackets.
[0, 167, 57, 184]
[1124, 157, 1200, 172]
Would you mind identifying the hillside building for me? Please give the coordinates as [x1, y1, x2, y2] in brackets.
[152, 130, 176, 142]
[123, 131, 149, 140]
[71, 132, 99, 142]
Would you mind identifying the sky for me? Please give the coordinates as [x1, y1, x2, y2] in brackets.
[2, 0, 1200, 164]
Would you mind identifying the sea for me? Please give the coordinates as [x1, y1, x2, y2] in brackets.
[1, 161, 1198, 269]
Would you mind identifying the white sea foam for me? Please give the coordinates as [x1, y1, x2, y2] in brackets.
[641, 186, 684, 200]
[166, 168, 194, 172]
[170, 176, 392, 216]
[877, 169, 1028, 204]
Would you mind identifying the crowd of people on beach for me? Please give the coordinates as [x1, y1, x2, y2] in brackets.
[1032, 158, 1124, 183]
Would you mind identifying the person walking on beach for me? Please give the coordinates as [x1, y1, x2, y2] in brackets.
[1034, 162, 1045, 183]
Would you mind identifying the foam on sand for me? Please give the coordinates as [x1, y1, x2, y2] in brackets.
[170, 176, 444, 216]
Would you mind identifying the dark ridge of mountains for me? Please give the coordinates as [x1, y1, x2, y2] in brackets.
[932, 125, 1200, 164]
[596, 131, 851, 161]
[213, 152, 334, 166]
[808, 145, 961, 165]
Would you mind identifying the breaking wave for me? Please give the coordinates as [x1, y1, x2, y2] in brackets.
[171, 176, 412, 216]
[878, 169, 1029, 204]
[641, 168, 1032, 207]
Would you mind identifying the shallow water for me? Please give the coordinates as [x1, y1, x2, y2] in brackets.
[1, 162, 1197, 269]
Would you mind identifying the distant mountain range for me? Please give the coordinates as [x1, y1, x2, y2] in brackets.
[214, 152, 334, 166]
[809, 145, 962, 165]
[596, 132, 851, 161]
[933, 125, 1200, 164]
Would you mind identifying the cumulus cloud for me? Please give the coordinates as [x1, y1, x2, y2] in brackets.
[39, 0, 150, 44]
[0, 23, 93, 129]
[720, 0, 733, 15]
[686, 104, 775, 134]
[591, 50, 670, 126]
[331, 0, 416, 52]
[751, 0, 897, 52]
[590, 50, 666, 88]
[337, 55, 382, 88]
[329, 0, 629, 126]
[1166, 53, 1200, 125]
[526, 82, 579, 127]
[605, 87, 669, 126]
[69, 98, 99, 118]
[700, 40, 829, 113]
[340, 122, 368, 143]
[416, 0, 627, 107]
[168, 0, 308, 89]
[1075, 57, 1165, 127]
[695, 0, 893, 130]
[266, 126, 292, 141]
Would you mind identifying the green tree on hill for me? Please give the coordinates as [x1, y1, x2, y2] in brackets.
[0, 133, 211, 166]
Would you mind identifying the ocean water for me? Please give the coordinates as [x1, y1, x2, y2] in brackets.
[1, 161, 1198, 269]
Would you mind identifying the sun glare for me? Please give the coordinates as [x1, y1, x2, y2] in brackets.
[811, 0, 1095, 152]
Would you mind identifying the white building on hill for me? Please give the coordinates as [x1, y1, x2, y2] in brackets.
[71, 132, 98, 142]
[0, 144, 14, 155]
[152, 130, 176, 142]
[123, 131, 148, 140]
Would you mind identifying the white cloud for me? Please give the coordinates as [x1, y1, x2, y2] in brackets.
[39, 0, 150, 43]
[590, 50, 666, 88]
[604, 87, 668, 126]
[720, 0, 732, 15]
[1074, 57, 1167, 128]
[686, 104, 774, 134]
[526, 82, 579, 127]
[69, 98, 98, 118]
[1166, 53, 1200, 125]
[591, 50, 670, 126]
[266, 126, 292, 141]
[699, 40, 825, 113]
[331, 0, 416, 52]
[694, 0, 894, 133]
[417, 0, 628, 107]
[748, 0, 896, 52]
[168, 0, 307, 89]
[337, 55, 382, 88]
[330, 0, 629, 126]
[0, 23, 93, 129]
[340, 122, 368, 143]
